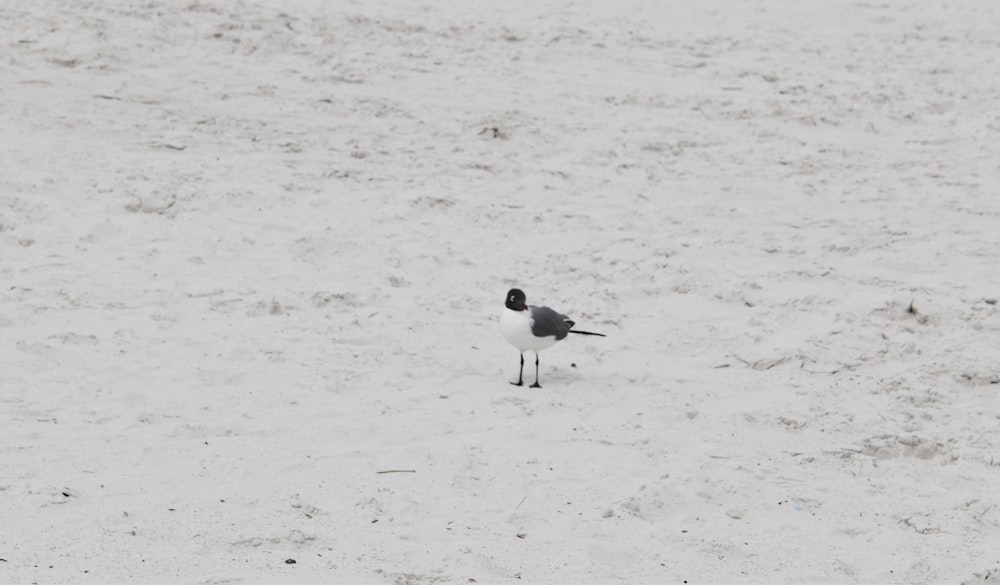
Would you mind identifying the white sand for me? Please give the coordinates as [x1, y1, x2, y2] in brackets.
[3, 0, 1000, 583]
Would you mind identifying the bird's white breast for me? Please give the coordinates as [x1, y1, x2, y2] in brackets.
[500, 307, 558, 352]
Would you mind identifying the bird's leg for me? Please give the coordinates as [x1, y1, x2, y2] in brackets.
[510, 353, 524, 386]
[530, 354, 542, 388]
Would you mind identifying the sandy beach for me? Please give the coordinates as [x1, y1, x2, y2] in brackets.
[3, 0, 1000, 583]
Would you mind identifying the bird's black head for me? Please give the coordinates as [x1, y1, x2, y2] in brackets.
[505, 288, 527, 311]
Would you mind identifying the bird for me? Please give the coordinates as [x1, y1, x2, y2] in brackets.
[500, 288, 605, 388]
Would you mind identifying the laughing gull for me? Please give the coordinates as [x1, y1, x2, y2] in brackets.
[500, 288, 605, 388]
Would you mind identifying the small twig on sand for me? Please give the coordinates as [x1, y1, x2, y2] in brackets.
[150, 143, 188, 151]
[376, 469, 416, 474]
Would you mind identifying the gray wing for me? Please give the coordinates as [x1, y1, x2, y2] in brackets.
[530, 305, 574, 340]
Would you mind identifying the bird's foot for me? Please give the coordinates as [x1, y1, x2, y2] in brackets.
[530, 382, 542, 389]
[510, 381, 524, 387]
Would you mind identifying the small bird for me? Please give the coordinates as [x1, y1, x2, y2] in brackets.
[500, 288, 605, 388]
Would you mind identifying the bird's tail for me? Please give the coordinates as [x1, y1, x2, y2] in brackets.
[570, 330, 606, 337]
